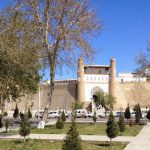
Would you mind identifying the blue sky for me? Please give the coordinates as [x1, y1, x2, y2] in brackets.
[1, 0, 150, 80]
[91, 0, 150, 73]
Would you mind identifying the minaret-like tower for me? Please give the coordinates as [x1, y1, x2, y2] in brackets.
[109, 58, 116, 97]
[77, 57, 85, 102]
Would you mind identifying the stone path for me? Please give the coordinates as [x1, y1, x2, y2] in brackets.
[0, 133, 133, 142]
[124, 123, 150, 150]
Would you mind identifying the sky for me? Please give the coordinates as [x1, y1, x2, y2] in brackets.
[1, 0, 150, 80]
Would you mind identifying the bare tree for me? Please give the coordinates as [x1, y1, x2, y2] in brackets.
[136, 51, 150, 76]
[16, 0, 102, 125]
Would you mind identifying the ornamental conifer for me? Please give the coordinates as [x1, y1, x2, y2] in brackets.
[56, 117, 64, 129]
[62, 113, 82, 150]
[13, 104, 19, 119]
[118, 112, 125, 133]
[19, 114, 30, 143]
[19, 112, 24, 119]
[0, 115, 3, 128]
[27, 108, 32, 119]
[124, 104, 131, 119]
[61, 111, 66, 122]
[93, 111, 97, 123]
[106, 111, 119, 142]
[134, 104, 141, 124]
[146, 109, 150, 120]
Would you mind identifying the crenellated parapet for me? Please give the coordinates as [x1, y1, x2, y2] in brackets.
[55, 80, 77, 85]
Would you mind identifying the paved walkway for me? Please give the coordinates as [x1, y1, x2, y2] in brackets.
[124, 123, 150, 150]
[0, 133, 133, 142]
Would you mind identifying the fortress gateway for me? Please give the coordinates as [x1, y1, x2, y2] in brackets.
[6, 58, 150, 111]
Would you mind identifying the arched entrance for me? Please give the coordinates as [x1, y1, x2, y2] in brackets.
[91, 86, 103, 99]
[90, 86, 104, 111]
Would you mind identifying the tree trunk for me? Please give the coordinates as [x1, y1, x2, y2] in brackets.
[38, 63, 55, 128]
[110, 138, 111, 146]
[1, 99, 5, 116]
[42, 103, 50, 121]
[24, 137, 25, 143]
[42, 75, 55, 121]
[25, 94, 29, 113]
[104, 104, 111, 111]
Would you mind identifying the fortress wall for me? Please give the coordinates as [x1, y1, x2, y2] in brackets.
[4, 81, 150, 112]
[5, 96, 27, 112]
[113, 82, 128, 110]
[114, 82, 150, 109]
[5, 83, 77, 112]
[35, 83, 77, 110]
[51, 83, 77, 110]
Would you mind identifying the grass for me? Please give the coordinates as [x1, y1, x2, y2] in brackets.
[5, 123, 143, 136]
[0, 139, 126, 150]
[30, 123, 143, 136]
[119, 125, 143, 136]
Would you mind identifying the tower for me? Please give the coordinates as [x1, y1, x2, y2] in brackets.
[77, 57, 85, 102]
[109, 58, 116, 97]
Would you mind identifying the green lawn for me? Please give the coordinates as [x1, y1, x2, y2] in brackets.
[30, 123, 142, 136]
[120, 125, 143, 136]
[7, 123, 143, 136]
[0, 139, 126, 150]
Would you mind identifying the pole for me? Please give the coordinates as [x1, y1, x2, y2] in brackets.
[38, 85, 41, 112]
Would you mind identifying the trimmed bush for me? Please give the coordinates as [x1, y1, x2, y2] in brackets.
[27, 109, 32, 119]
[93, 112, 97, 123]
[13, 104, 19, 119]
[56, 117, 64, 129]
[118, 113, 125, 132]
[19, 112, 25, 119]
[134, 104, 142, 124]
[61, 111, 66, 122]
[19, 114, 30, 143]
[106, 111, 119, 142]
[124, 104, 131, 119]
[0, 115, 3, 128]
[146, 109, 150, 120]
[62, 116, 82, 150]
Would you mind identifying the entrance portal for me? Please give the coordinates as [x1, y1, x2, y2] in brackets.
[91, 86, 103, 111]
[91, 86, 103, 99]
